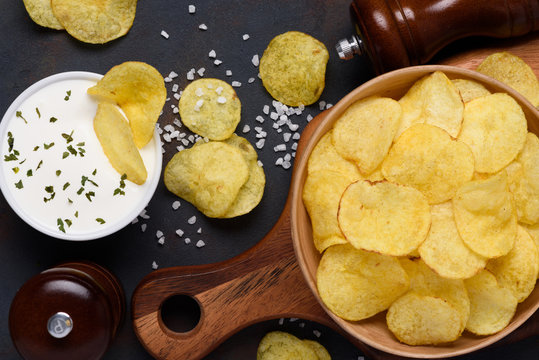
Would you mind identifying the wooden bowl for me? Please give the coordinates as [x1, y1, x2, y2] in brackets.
[290, 65, 539, 358]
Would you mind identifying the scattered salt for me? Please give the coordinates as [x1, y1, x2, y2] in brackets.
[226, 70, 232, 76]
[188, 4, 196, 13]
[158, 237, 165, 245]
[188, 215, 197, 224]
[248, 77, 255, 83]
[263, 105, 270, 114]
[313, 330, 322, 338]
[208, 49, 216, 58]
[176, 229, 184, 237]
[255, 115, 264, 123]
[184, 237, 191, 244]
[196, 240, 206, 248]
[141, 223, 147, 232]
[283, 133, 291, 142]
[274, 144, 286, 152]
[251, 54, 259, 67]
[215, 86, 223, 95]
[161, 30, 169, 39]
[197, 67, 206, 77]
[231, 81, 242, 87]
[169, 71, 178, 79]
[197, 227, 202, 234]
[243, 34, 250, 40]
[242, 124, 250, 133]
[217, 96, 227, 104]
[152, 261, 158, 270]
[172, 201, 181, 210]
[199, 23, 208, 31]
[214, 59, 223, 66]
[255, 139, 265, 149]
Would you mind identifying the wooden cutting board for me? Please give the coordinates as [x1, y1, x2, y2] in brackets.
[131, 33, 539, 360]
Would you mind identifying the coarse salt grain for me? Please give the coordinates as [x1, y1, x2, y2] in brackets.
[231, 81, 241, 87]
[131, 217, 139, 224]
[173, 93, 181, 100]
[275, 157, 284, 165]
[169, 71, 178, 79]
[208, 49, 216, 58]
[156, 230, 163, 238]
[313, 330, 321, 338]
[141, 223, 147, 232]
[184, 237, 191, 244]
[195, 88, 204, 97]
[291, 142, 298, 151]
[306, 114, 313, 122]
[172, 201, 181, 210]
[214, 59, 223, 66]
[257, 160, 263, 167]
[248, 77, 255, 84]
[255, 139, 265, 149]
[243, 34, 250, 40]
[188, 215, 197, 224]
[274, 144, 286, 152]
[282, 161, 291, 169]
[263, 105, 270, 114]
[176, 229, 184, 237]
[139, 209, 150, 219]
[226, 70, 232, 77]
[255, 115, 264, 123]
[164, 77, 172, 83]
[278, 318, 284, 325]
[187, 70, 195, 81]
[283, 133, 291, 142]
[319, 101, 326, 110]
[242, 124, 250, 133]
[194, 99, 204, 111]
[217, 96, 227, 104]
[197, 227, 202, 234]
[158, 237, 165, 245]
[197, 67, 206, 77]
[292, 132, 300, 140]
[196, 240, 206, 248]
[188, 4, 196, 13]
[152, 261, 158, 270]
[251, 54, 259, 67]
[215, 86, 223, 95]
[161, 30, 169, 39]
[199, 24, 208, 30]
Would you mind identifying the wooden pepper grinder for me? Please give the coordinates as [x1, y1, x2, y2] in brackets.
[337, 0, 539, 74]
[9, 261, 125, 360]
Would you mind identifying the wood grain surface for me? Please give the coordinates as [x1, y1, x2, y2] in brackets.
[132, 33, 539, 360]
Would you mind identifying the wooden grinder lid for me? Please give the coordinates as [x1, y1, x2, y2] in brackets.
[9, 262, 125, 360]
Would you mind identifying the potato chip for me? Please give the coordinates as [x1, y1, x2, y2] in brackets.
[93, 103, 147, 185]
[307, 131, 361, 179]
[453, 172, 517, 258]
[179, 79, 241, 140]
[164, 142, 249, 218]
[338, 180, 430, 256]
[486, 226, 539, 302]
[23, 0, 64, 30]
[317, 244, 409, 321]
[302, 340, 331, 360]
[303, 171, 359, 253]
[382, 124, 474, 204]
[464, 269, 518, 335]
[221, 135, 265, 218]
[458, 93, 527, 173]
[387, 292, 462, 345]
[395, 71, 463, 138]
[257, 331, 318, 360]
[419, 202, 487, 279]
[259, 31, 329, 106]
[477, 52, 539, 107]
[51, 0, 137, 44]
[523, 224, 539, 279]
[87, 61, 166, 148]
[332, 96, 402, 175]
[451, 78, 491, 103]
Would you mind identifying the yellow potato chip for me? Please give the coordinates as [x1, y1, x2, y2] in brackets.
[93, 102, 147, 185]
[307, 131, 361, 179]
[522, 224, 539, 279]
[395, 71, 463, 138]
[486, 226, 539, 302]
[259, 31, 329, 106]
[453, 172, 517, 258]
[419, 202, 487, 279]
[332, 96, 402, 175]
[23, 0, 64, 30]
[338, 180, 431, 256]
[477, 52, 539, 107]
[51, 0, 137, 43]
[458, 93, 527, 173]
[387, 292, 462, 345]
[179, 79, 241, 140]
[382, 124, 474, 204]
[88, 61, 166, 148]
[164, 142, 249, 218]
[302, 340, 331, 360]
[451, 78, 491, 103]
[464, 269, 518, 335]
[257, 331, 318, 360]
[303, 171, 359, 253]
[317, 244, 409, 321]
[221, 135, 265, 218]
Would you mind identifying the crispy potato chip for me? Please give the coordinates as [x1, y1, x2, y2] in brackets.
[307, 131, 361, 179]
[257, 331, 318, 360]
[382, 124, 474, 204]
[23, 0, 64, 30]
[338, 180, 431, 256]
[419, 202, 487, 279]
[458, 93, 527, 173]
[453, 172, 517, 258]
[51, 0, 137, 43]
[395, 71, 463, 138]
[88, 61, 166, 148]
[259, 31, 329, 106]
[451, 78, 491, 103]
[221, 135, 265, 218]
[317, 244, 409, 321]
[303, 171, 360, 253]
[477, 52, 539, 107]
[93, 102, 147, 185]
[164, 142, 249, 218]
[179, 78, 241, 140]
[464, 269, 518, 335]
[486, 226, 539, 302]
[522, 224, 539, 279]
[332, 96, 402, 175]
[302, 340, 331, 360]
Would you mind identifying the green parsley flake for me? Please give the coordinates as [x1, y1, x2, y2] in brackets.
[12, 167, 19, 174]
[33, 146, 39, 151]
[64, 90, 71, 101]
[36, 107, 41, 118]
[96, 218, 106, 224]
[65, 219, 72, 227]
[63, 182, 70, 190]
[7, 132, 14, 152]
[36, 160, 43, 171]
[56, 170, 61, 176]
[57, 218, 66, 233]
[50, 117, 58, 123]
[4, 153, 18, 162]
[85, 191, 95, 202]
[62, 131, 74, 143]
[74, 211, 79, 218]
[14, 180, 23, 189]
[16, 111, 27, 124]
[62, 152, 69, 159]
[26, 169, 33, 177]
[44, 142, 55, 150]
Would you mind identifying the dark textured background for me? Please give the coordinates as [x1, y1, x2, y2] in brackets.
[0, 1, 537, 359]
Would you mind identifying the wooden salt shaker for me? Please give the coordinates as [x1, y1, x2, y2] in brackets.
[9, 261, 125, 360]
[336, 0, 539, 73]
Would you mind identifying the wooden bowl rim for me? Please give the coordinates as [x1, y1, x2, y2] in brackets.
[290, 64, 539, 358]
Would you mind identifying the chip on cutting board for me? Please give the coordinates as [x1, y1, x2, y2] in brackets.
[453, 172, 517, 259]
[257, 331, 318, 360]
[23, 0, 64, 30]
[486, 226, 539, 303]
[317, 244, 410, 321]
[51, 0, 137, 44]
[395, 71, 463, 138]
[259, 31, 329, 106]
[93, 102, 147, 185]
[458, 92, 527, 173]
[382, 124, 474, 204]
[87, 61, 166, 148]
[338, 180, 431, 256]
[179, 78, 241, 140]
[464, 269, 518, 335]
[331, 96, 402, 175]
[477, 52, 539, 107]
[164, 141, 249, 218]
[307, 131, 361, 179]
[451, 78, 491, 103]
